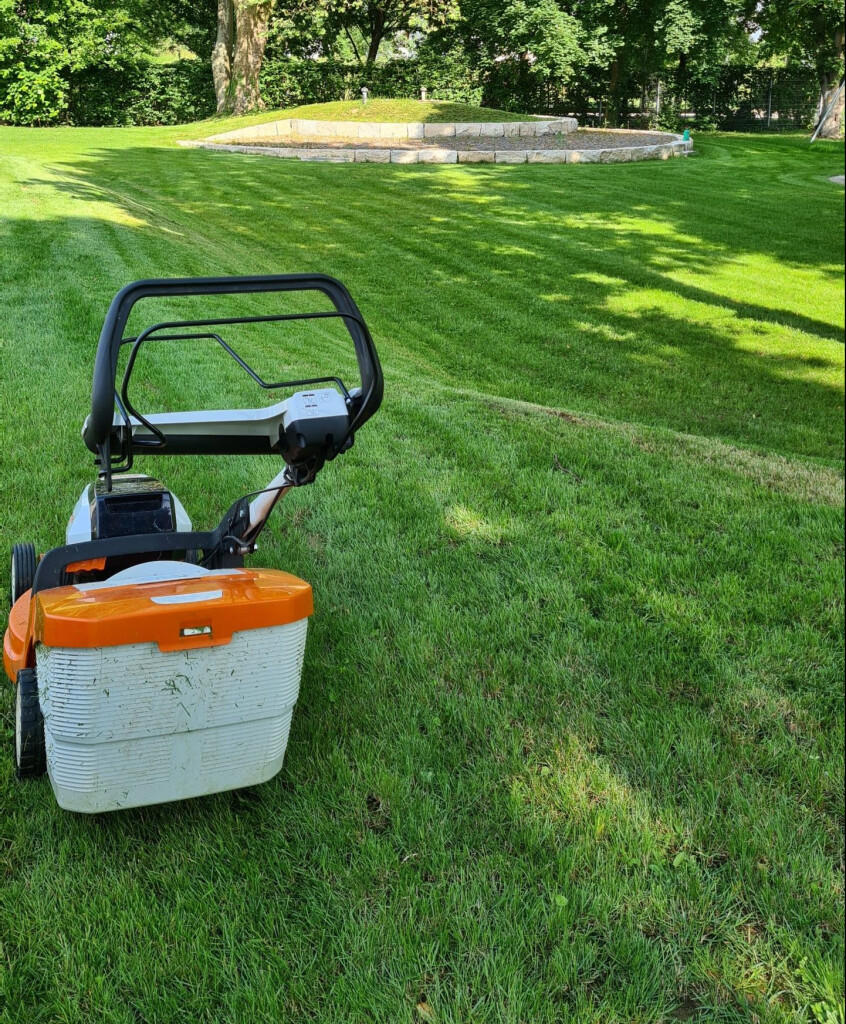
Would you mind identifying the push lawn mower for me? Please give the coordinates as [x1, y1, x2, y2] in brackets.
[3, 274, 383, 813]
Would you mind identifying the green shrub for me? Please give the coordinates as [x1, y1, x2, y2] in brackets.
[67, 59, 215, 126]
[0, 58, 214, 126]
[259, 54, 482, 110]
[2, 51, 477, 126]
[1, 65, 68, 126]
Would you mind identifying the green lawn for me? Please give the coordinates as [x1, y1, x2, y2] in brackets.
[0, 126, 843, 1024]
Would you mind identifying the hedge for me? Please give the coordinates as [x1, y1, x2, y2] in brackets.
[66, 60, 216, 127]
[1, 52, 821, 132]
[260, 54, 482, 110]
[1, 54, 479, 127]
[0, 58, 215, 127]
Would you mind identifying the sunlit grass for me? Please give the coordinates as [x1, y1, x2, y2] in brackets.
[235, 98, 530, 124]
[0, 127, 843, 1023]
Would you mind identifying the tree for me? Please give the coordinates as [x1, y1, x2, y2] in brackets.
[0, 0, 171, 124]
[212, 0, 274, 113]
[292, 0, 457, 65]
[759, 0, 844, 137]
[154, 0, 219, 62]
[472, 0, 584, 78]
[557, 0, 755, 126]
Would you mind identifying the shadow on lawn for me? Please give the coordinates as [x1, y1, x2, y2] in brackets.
[3, 381, 842, 1018]
[1, 136, 843, 1020]
[15, 137, 844, 464]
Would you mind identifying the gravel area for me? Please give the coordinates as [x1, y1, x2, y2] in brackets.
[229, 129, 675, 152]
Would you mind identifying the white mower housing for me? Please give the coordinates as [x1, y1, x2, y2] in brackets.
[32, 563, 312, 813]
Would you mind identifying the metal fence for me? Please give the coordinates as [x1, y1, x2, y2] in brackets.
[486, 65, 823, 133]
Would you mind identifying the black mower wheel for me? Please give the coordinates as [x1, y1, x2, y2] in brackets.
[10, 543, 37, 605]
[14, 668, 46, 780]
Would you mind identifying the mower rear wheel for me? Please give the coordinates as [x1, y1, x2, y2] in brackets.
[14, 668, 46, 780]
[10, 543, 37, 605]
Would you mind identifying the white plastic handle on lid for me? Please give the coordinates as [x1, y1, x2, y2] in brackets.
[151, 590, 224, 606]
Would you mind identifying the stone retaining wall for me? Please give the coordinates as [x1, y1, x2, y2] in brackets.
[206, 117, 579, 143]
[181, 135, 692, 165]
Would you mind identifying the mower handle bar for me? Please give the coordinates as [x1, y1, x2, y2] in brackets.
[83, 274, 383, 454]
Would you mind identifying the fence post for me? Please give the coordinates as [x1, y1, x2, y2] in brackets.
[767, 74, 773, 128]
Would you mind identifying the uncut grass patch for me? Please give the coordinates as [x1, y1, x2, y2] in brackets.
[0, 127, 843, 1023]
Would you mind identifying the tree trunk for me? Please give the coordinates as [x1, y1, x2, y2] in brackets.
[212, 0, 235, 114]
[231, 1, 273, 115]
[608, 60, 621, 127]
[816, 73, 845, 138]
[366, 10, 387, 63]
[815, 26, 845, 139]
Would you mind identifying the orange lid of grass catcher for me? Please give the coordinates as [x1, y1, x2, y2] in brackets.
[34, 567, 313, 653]
[4, 591, 33, 681]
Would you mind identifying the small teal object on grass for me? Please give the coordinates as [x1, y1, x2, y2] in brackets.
[682, 129, 691, 142]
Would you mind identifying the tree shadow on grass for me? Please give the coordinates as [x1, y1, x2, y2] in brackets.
[1, 133, 843, 1021]
[8, 135, 845, 468]
[1, 383, 841, 1022]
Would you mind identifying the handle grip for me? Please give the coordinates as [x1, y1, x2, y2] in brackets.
[83, 274, 383, 454]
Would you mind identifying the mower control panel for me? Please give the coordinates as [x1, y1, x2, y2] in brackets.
[280, 389, 351, 478]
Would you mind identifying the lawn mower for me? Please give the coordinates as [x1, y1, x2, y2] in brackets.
[3, 274, 383, 813]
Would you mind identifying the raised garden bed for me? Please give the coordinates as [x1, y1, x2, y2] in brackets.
[183, 120, 691, 165]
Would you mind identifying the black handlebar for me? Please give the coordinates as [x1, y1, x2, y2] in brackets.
[83, 274, 384, 454]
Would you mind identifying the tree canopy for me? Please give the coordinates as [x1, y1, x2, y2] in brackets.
[1, 0, 842, 130]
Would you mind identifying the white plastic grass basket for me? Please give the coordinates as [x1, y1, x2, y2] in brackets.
[34, 563, 311, 813]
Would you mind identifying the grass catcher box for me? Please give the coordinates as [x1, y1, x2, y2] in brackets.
[33, 564, 312, 813]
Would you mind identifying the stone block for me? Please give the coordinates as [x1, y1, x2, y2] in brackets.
[379, 123, 408, 139]
[246, 123, 279, 138]
[424, 123, 456, 137]
[391, 149, 420, 164]
[479, 122, 505, 137]
[566, 149, 602, 164]
[502, 122, 522, 137]
[301, 149, 354, 162]
[457, 150, 495, 163]
[454, 123, 482, 136]
[527, 150, 568, 164]
[600, 147, 633, 163]
[495, 150, 528, 164]
[407, 122, 426, 139]
[309, 121, 338, 136]
[417, 147, 458, 163]
[357, 123, 381, 138]
[355, 149, 391, 162]
[335, 122, 362, 139]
